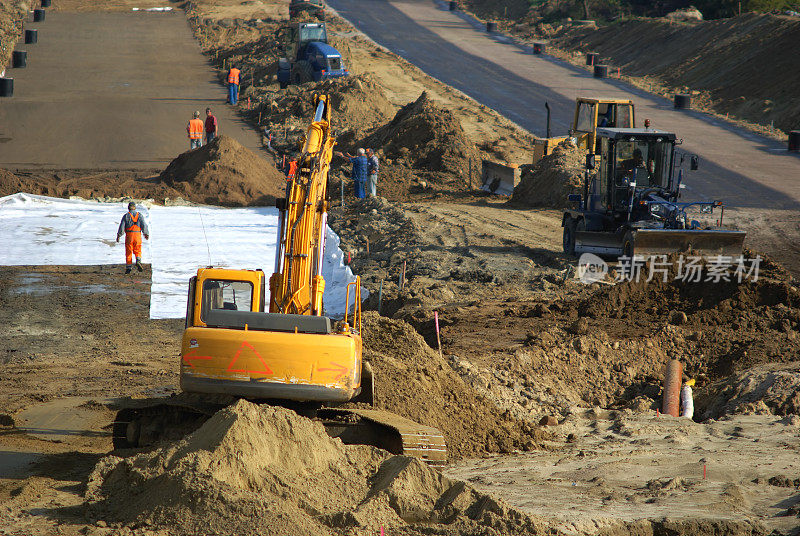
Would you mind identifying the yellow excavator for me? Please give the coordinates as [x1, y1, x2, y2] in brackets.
[113, 94, 446, 464]
[533, 97, 635, 164]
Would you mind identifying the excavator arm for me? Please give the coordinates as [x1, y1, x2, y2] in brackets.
[271, 94, 335, 316]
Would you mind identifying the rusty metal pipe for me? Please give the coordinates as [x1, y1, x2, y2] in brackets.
[662, 359, 683, 417]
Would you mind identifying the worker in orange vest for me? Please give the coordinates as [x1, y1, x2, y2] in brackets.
[227, 63, 240, 105]
[116, 201, 150, 274]
[286, 154, 298, 180]
[187, 111, 204, 150]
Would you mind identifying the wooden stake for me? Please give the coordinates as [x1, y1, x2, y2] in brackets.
[377, 279, 383, 315]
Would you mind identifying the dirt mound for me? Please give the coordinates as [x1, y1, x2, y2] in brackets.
[552, 13, 800, 134]
[430, 250, 800, 421]
[511, 141, 584, 208]
[360, 92, 481, 191]
[255, 74, 395, 143]
[0, 168, 187, 202]
[160, 135, 285, 206]
[361, 312, 547, 458]
[696, 362, 800, 420]
[0, 1, 25, 71]
[0, 169, 27, 196]
[86, 400, 549, 535]
[577, 257, 800, 375]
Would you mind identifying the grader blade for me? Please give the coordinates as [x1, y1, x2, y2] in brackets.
[632, 229, 746, 258]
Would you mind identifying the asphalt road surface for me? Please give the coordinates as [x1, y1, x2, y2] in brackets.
[0, 11, 263, 169]
[328, 0, 800, 210]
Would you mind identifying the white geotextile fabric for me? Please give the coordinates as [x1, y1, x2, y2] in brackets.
[0, 193, 364, 319]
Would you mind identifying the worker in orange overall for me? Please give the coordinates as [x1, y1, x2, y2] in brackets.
[187, 111, 204, 150]
[286, 154, 298, 180]
[116, 201, 150, 274]
[227, 64, 240, 105]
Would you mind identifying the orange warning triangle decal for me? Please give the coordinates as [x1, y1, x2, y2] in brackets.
[226, 341, 273, 375]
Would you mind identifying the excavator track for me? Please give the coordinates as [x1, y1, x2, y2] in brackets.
[318, 408, 447, 465]
[112, 397, 447, 464]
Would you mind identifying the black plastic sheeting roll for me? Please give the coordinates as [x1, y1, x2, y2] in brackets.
[789, 131, 800, 152]
[449, 1, 456, 10]
[586, 52, 599, 65]
[593, 64, 608, 78]
[674, 94, 692, 109]
[533, 42, 545, 55]
[25, 29, 38, 43]
[0, 78, 13, 97]
[486, 21, 497, 32]
[33, 8, 46, 21]
[12, 50, 27, 68]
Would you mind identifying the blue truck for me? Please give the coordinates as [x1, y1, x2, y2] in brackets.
[277, 23, 348, 88]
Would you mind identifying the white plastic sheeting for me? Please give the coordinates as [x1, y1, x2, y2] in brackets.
[0, 193, 364, 319]
[146, 204, 278, 319]
[0, 193, 143, 265]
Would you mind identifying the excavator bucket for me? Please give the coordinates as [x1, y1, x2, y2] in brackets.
[631, 229, 746, 258]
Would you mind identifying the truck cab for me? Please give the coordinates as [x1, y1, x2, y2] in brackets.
[533, 97, 635, 163]
[588, 127, 676, 218]
[278, 23, 349, 88]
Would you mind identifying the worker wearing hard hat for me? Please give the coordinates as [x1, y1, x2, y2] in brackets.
[187, 111, 204, 150]
[116, 201, 150, 274]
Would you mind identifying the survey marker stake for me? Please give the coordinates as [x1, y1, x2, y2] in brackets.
[434, 311, 443, 359]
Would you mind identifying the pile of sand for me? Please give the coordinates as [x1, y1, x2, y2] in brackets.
[544, 258, 800, 402]
[361, 312, 547, 458]
[360, 92, 481, 189]
[511, 141, 584, 208]
[160, 135, 285, 206]
[86, 400, 549, 535]
[432, 250, 800, 420]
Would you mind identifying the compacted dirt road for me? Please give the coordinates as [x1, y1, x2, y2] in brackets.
[327, 0, 800, 210]
[0, 10, 262, 168]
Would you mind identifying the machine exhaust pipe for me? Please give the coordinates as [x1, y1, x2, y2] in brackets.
[545, 102, 551, 139]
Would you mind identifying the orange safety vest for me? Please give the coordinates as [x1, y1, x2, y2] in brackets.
[126, 212, 141, 233]
[188, 118, 204, 139]
[228, 68, 240, 85]
[287, 160, 298, 179]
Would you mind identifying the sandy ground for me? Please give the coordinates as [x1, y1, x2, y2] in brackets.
[446, 412, 800, 535]
[1, 202, 799, 535]
[1, 0, 800, 534]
